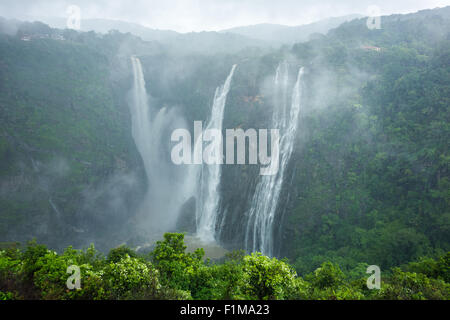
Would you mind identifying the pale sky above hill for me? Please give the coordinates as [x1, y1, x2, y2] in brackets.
[1, 0, 449, 32]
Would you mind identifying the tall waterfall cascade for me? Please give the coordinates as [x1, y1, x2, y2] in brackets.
[196, 64, 237, 242]
[130, 56, 153, 177]
[129, 55, 189, 234]
[244, 63, 304, 256]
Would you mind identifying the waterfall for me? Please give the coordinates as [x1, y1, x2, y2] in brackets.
[196, 64, 237, 242]
[130, 56, 153, 177]
[128, 57, 301, 252]
[244, 63, 304, 256]
[129, 55, 188, 234]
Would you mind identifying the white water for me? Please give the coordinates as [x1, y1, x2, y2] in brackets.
[130, 56, 153, 176]
[244, 63, 304, 256]
[196, 64, 237, 242]
[129, 56, 188, 234]
[129, 57, 302, 253]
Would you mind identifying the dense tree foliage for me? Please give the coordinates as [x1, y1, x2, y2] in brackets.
[0, 235, 448, 300]
[281, 9, 450, 275]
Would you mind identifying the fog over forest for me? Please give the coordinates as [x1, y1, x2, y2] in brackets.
[0, 0, 449, 302]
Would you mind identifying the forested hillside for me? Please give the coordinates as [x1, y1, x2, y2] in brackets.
[282, 7, 450, 274]
[0, 21, 155, 251]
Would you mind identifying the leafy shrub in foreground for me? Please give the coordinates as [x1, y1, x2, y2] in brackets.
[377, 268, 450, 300]
[240, 252, 297, 300]
[102, 255, 160, 299]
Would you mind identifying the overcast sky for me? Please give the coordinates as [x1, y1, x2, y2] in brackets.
[1, 0, 449, 32]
